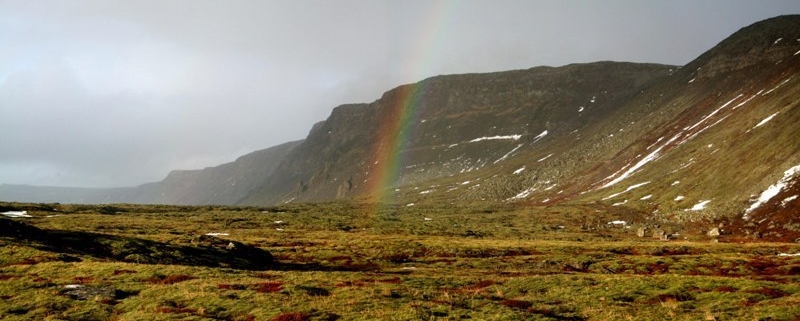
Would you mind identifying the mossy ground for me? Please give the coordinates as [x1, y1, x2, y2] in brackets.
[1, 201, 799, 320]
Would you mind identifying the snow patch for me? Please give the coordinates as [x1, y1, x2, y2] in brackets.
[640, 194, 653, 200]
[419, 190, 433, 194]
[602, 181, 650, 200]
[494, 144, 524, 164]
[782, 195, 798, 206]
[534, 130, 548, 140]
[744, 164, 800, 219]
[671, 181, 680, 186]
[773, 38, 783, 45]
[508, 187, 536, 201]
[686, 95, 742, 132]
[687, 200, 711, 211]
[599, 135, 679, 188]
[469, 135, 522, 143]
[205, 232, 230, 236]
[406, 203, 415, 207]
[1, 211, 31, 218]
[674, 195, 685, 201]
[578, 106, 584, 112]
[753, 112, 779, 129]
[612, 200, 628, 207]
[607, 220, 626, 225]
[537, 153, 554, 162]
[763, 77, 793, 96]
[778, 252, 800, 257]
[513, 166, 525, 175]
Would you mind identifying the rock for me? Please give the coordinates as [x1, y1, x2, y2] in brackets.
[636, 227, 648, 238]
[707, 227, 720, 237]
[61, 285, 116, 301]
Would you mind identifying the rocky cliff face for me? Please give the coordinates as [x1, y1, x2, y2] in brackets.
[239, 62, 675, 205]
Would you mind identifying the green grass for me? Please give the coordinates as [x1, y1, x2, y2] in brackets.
[2, 201, 800, 320]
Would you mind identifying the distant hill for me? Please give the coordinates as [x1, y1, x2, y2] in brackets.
[0, 140, 301, 205]
[2, 15, 799, 240]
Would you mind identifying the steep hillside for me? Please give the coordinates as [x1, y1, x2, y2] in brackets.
[240, 62, 675, 205]
[400, 15, 800, 238]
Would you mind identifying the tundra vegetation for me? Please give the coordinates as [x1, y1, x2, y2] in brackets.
[1, 201, 799, 320]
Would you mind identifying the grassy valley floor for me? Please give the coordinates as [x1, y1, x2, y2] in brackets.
[1, 202, 799, 320]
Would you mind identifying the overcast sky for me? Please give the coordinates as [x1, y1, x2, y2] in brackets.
[1, 0, 799, 188]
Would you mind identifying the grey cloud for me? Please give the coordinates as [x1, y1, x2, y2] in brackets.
[1, 0, 798, 187]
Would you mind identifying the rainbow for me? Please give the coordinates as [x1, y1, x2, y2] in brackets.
[365, 83, 425, 204]
[365, 1, 456, 204]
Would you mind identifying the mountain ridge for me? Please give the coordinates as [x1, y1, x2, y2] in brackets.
[1, 15, 799, 240]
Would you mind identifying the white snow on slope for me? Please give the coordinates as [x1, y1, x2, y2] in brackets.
[494, 144, 523, 164]
[675, 195, 685, 201]
[534, 130, 548, 140]
[600, 134, 680, 188]
[744, 164, 800, 219]
[687, 200, 711, 211]
[537, 153, 554, 162]
[469, 135, 522, 143]
[513, 166, 525, 175]
[732, 91, 762, 110]
[1, 211, 31, 218]
[753, 112, 779, 129]
[763, 77, 793, 96]
[686, 95, 742, 132]
[782, 195, 798, 206]
[205, 232, 230, 236]
[602, 181, 651, 200]
[508, 187, 537, 201]
[640, 194, 652, 200]
[599, 94, 746, 189]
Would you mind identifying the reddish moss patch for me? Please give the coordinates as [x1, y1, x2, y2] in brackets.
[0, 274, 21, 281]
[714, 285, 738, 293]
[745, 287, 789, 299]
[270, 312, 310, 321]
[72, 276, 94, 284]
[146, 274, 195, 285]
[253, 282, 284, 293]
[500, 299, 532, 310]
